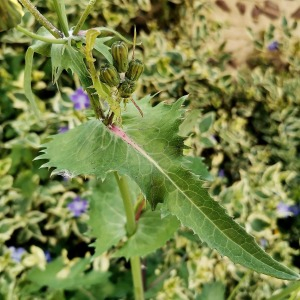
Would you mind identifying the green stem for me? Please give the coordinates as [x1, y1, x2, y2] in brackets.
[73, 0, 97, 35]
[16, 25, 67, 44]
[53, 0, 69, 36]
[95, 27, 142, 45]
[227, 271, 250, 300]
[19, 0, 63, 38]
[114, 173, 144, 300]
[269, 281, 300, 300]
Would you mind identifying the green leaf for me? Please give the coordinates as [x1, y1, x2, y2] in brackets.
[38, 96, 299, 280]
[24, 47, 41, 118]
[27, 257, 110, 291]
[51, 44, 65, 84]
[182, 156, 213, 181]
[89, 175, 179, 258]
[112, 209, 179, 259]
[94, 38, 113, 64]
[61, 45, 92, 89]
[199, 112, 215, 133]
[196, 281, 225, 300]
[88, 176, 127, 256]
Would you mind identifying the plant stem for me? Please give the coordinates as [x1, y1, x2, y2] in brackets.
[227, 271, 250, 300]
[19, 0, 63, 38]
[114, 173, 136, 235]
[53, 0, 69, 36]
[73, 0, 97, 35]
[114, 172, 144, 300]
[16, 25, 67, 44]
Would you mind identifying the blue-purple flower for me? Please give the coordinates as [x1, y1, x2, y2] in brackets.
[70, 88, 90, 110]
[267, 41, 279, 51]
[68, 196, 88, 217]
[218, 169, 225, 178]
[9, 246, 25, 262]
[277, 202, 300, 217]
[44, 250, 52, 262]
[58, 126, 69, 134]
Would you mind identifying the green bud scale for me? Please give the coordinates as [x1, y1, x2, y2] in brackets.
[111, 41, 129, 73]
[125, 59, 144, 81]
[119, 78, 137, 98]
[99, 64, 120, 87]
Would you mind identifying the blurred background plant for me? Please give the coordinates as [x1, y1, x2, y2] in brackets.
[0, 0, 299, 299]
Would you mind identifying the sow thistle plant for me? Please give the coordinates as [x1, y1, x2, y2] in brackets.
[2, 0, 299, 298]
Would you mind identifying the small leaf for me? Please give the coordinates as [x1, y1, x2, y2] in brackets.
[199, 112, 215, 133]
[24, 47, 41, 118]
[94, 38, 113, 64]
[196, 281, 225, 300]
[61, 45, 92, 89]
[51, 44, 65, 84]
[112, 209, 180, 259]
[88, 176, 127, 256]
[27, 257, 110, 291]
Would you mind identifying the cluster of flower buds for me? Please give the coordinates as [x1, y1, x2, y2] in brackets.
[99, 41, 144, 99]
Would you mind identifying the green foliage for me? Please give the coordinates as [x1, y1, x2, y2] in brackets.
[1, 0, 300, 298]
[39, 96, 298, 280]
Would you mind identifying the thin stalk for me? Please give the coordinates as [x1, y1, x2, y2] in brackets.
[53, 0, 69, 36]
[16, 25, 67, 44]
[19, 0, 63, 38]
[114, 173, 144, 300]
[227, 271, 250, 300]
[73, 0, 97, 35]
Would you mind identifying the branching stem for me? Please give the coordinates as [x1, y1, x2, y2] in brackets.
[73, 0, 97, 35]
[16, 25, 66, 44]
[19, 0, 63, 38]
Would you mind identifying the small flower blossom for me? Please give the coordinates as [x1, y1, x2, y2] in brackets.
[277, 202, 291, 217]
[288, 204, 300, 216]
[58, 126, 69, 134]
[70, 88, 90, 110]
[9, 246, 26, 262]
[218, 169, 225, 177]
[267, 41, 279, 51]
[260, 238, 268, 248]
[68, 196, 88, 217]
[44, 250, 52, 262]
[277, 202, 300, 217]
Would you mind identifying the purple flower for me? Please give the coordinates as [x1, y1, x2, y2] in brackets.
[277, 202, 291, 217]
[70, 88, 90, 110]
[9, 247, 25, 262]
[267, 41, 279, 51]
[260, 238, 268, 248]
[44, 250, 52, 262]
[58, 126, 69, 134]
[218, 169, 225, 178]
[68, 196, 88, 217]
[288, 204, 300, 216]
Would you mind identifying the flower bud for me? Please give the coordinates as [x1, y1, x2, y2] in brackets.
[0, 0, 24, 32]
[99, 64, 120, 87]
[119, 78, 137, 98]
[111, 41, 129, 73]
[125, 59, 144, 81]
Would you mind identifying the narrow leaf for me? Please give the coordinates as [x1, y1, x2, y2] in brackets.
[94, 38, 113, 64]
[24, 47, 41, 118]
[38, 96, 299, 280]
